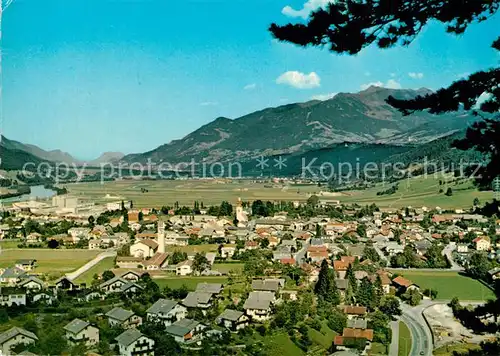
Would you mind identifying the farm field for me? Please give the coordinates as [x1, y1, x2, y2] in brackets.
[164, 244, 220, 254]
[0, 249, 101, 279]
[74, 256, 116, 285]
[153, 276, 229, 290]
[338, 175, 491, 209]
[0, 240, 23, 249]
[396, 271, 495, 300]
[65, 179, 319, 207]
[398, 321, 411, 356]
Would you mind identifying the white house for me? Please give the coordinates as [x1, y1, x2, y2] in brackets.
[146, 298, 187, 327]
[116, 328, 154, 356]
[105, 307, 143, 329]
[63, 319, 99, 346]
[243, 291, 275, 322]
[216, 309, 249, 332]
[176, 260, 193, 276]
[130, 239, 158, 258]
[165, 319, 206, 343]
[0, 327, 38, 355]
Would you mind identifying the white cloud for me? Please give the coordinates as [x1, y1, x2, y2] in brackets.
[200, 101, 218, 106]
[408, 72, 424, 79]
[276, 71, 321, 89]
[243, 83, 257, 90]
[360, 79, 401, 90]
[311, 92, 338, 101]
[282, 0, 332, 19]
[385, 79, 402, 89]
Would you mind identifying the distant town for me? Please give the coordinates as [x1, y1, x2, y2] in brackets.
[0, 187, 498, 356]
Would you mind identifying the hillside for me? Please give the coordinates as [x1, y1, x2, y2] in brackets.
[1, 136, 80, 165]
[0, 137, 50, 170]
[122, 86, 478, 165]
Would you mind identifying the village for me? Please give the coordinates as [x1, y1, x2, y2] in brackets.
[0, 193, 499, 356]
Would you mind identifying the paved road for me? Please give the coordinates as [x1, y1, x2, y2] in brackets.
[65, 250, 117, 280]
[388, 320, 400, 356]
[442, 242, 464, 271]
[401, 302, 435, 356]
[294, 240, 310, 265]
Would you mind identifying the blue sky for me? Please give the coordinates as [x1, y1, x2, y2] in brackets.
[3, 0, 499, 159]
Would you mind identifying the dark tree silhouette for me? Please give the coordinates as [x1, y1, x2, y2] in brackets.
[270, 0, 500, 186]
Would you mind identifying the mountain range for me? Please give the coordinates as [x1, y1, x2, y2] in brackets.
[121, 86, 478, 165]
[0, 136, 124, 169]
[1, 86, 480, 173]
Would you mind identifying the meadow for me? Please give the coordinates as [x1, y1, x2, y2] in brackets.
[0, 249, 101, 279]
[396, 271, 495, 300]
[74, 256, 116, 285]
[64, 174, 491, 209]
[65, 179, 319, 207]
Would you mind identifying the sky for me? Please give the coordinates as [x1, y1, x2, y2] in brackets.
[2, 0, 499, 159]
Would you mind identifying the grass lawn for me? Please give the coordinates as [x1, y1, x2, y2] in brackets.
[153, 276, 229, 290]
[395, 271, 495, 300]
[398, 321, 412, 356]
[369, 343, 388, 355]
[212, 263, 244, 274]
[0, 249, 101, 279]
[307, 320, 337, 349]
[259, 332, 305, 356]
[74, 256, 116, 285]
[0, 240, 22, 249]
[433, 343, 481, 355]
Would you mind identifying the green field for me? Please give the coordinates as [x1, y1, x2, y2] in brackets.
[153, 276, 229, 290]
[0, 249, 101, 279]
[338, 175, 492, 209]
[212, 263, 244, 274]
[398, 321, 412, 356]
[64, 174, 492, 209]
[165, 244, 220, 254]
[74, 256, 116, 285]
[433, 343, 481, 356]
[396, 271, 495, 300]
[307, 320, 337, 349]
[65, 179, 319, 207]
[0, 240, 22, 249]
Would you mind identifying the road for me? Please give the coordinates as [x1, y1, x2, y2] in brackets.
[294, 240, 310, 265]
[400, 303, 433, 356]
[442, 242, 464, 271]
[65, 250, 117, 280]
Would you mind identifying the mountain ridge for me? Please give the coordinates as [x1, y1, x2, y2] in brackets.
[122, 86, 476, 165]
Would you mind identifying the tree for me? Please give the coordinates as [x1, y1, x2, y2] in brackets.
[314, 259, 340, 305]
[445, 187, 453, 196]
[260, 238, 270, 249]
[102, 270, 115, 281]
[467, 252, 492, 280]
[270, 0, 500, 187]
[474, 197, 481, 206]
[315, 224, 322, 238]
[379, 295, 402, 318]
[47, 239, 59, 249]
[356, 224, 366, 238]
[402, 288, 422, 306]
[356, 277, 376, 310]
[88, 215, 95, 227]
[307, 194, 319, 206]
[363, 245, 380, 262]
[345, 263, 357, 294]
[192, 253, 210, 274]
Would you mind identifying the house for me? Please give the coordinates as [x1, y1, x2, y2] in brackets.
[17, 276, 44, 291]
[473, 236, 491, 251]
[251, 279, 284, 293]
[105, 307, 143, 329]
[0, 327, 38, 355]
[392, 276, 419, 292]
[216, 309, 249, 332]
[220, 246, 236, 258]
[0, 267, 26, 285]
[176, 260, 193, 276]
[0, 288, 26, 307]
[146, 298, 187, 327]
[245, 241, 258, 250]
[15, 259, 36, 271]
[182, 292, 213, 312]
[165, 319, 207, 343]
[243, 291, 275, 321]
[99, 277, 128, 294]
[143, 252, 168, 270]
[342, 306, 367, 318]
[488, 267, 500, 280]
[205, 252, 216, 266]
[68, 227, 90, 242]
[121, 270, 143, 282]
[63, 319, 99, 346]
[116, 257, 143, 269]
[195, 283, 223, 295]
[55, 276, 77, 291]
[347, 318, 368, 329]
[307, 246, 329, 262]
[334, 328, 374, 349]
[116, 328, 155, 356]
[130, 239, 158, 258]
[457, 243, 469, 253]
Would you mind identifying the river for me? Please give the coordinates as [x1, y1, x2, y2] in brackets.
[0, 185, 57, 203]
